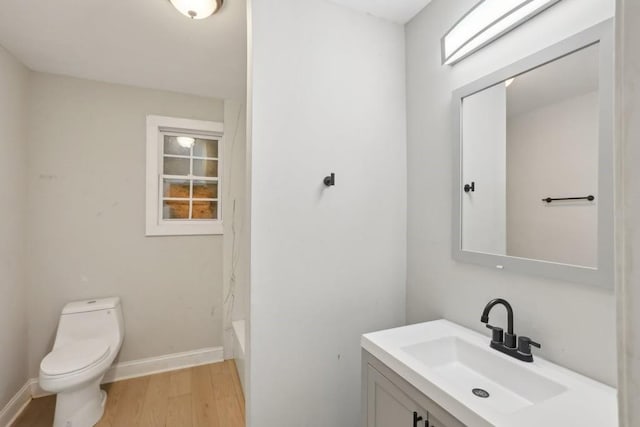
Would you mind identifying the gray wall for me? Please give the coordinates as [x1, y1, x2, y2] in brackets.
[617, 0, 640, 424]
[406, 0, 617, 386]
[507, 92, 599, 266]
[248, 0, 407, 425]
[0, 45, 29, 410]
[26, 73, 226, 377]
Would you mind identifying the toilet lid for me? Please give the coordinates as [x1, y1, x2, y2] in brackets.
[41, 339, 110, 376]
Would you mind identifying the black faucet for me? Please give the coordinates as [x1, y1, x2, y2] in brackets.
[480, 298, 541, 363]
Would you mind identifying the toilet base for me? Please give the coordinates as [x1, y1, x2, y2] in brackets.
[53, 377, 107, 427]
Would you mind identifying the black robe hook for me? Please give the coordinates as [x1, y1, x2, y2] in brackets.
[323, 173, 335, 187]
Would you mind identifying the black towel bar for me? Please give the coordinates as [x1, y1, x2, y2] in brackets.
[542, 195, 595, 203]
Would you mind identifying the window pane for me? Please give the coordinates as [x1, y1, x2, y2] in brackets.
[163, 200, 189, 219]
[193, 181, 218, 199]
[163, 179, 191, 198]
[193, 138, 218, 158]
[193, 159, 218, 177]
[164, 135, 191, 156]
[164, 157, 190, 176]
[192, 200, 217, 219]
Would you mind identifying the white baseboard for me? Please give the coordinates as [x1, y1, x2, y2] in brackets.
[0, 381, 32, 427]
[103, 346, 224, 383]
[31, 346, 224, 398]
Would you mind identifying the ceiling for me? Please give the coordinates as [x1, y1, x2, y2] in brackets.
[507, 43, 600, 117]
[328, 0, 433, 24]
[0, 0, 247, 100]
[0, 0, 432, 99]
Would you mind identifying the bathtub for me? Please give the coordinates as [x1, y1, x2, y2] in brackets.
[232, 320, 246, 394]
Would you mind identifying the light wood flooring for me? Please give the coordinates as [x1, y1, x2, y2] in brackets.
[12, 360, 245, 427]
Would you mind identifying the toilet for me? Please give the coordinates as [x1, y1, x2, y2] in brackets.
[39, 297, 124, 427]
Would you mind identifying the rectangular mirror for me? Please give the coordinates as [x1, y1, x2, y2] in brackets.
[452, 20, 614, 288]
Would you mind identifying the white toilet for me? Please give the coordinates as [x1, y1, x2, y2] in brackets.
[39, 297, 124, 427]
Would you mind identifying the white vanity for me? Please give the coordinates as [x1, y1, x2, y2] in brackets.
[361, 320, 617, 427]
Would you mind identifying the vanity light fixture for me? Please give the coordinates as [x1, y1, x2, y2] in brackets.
[177, 136, 196, 148]
[442, 0, 562, 65]
[169, 0, 223, 19]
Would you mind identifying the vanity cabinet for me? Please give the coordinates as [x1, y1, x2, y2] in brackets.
[363, 351, 465, 427]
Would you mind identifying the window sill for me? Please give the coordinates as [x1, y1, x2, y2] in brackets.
[145, 221, 224, 237]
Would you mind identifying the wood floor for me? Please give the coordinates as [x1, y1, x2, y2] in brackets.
[11, 360, 245, 427]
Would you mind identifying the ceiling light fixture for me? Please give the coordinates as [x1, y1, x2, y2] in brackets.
[169, 0, 224, 20]
[442, 0, 562, 65]
[177, 136, 196, 148]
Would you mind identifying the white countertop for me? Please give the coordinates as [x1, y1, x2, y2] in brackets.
[362, 319, 618, 427]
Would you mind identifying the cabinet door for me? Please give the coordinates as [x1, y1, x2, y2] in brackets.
[367, 365, 427, 427]
[427, 411, 455, 427]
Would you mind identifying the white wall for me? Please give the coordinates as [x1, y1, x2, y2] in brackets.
[248, 0, 407, 424]
[507, 92, 599, 266]
[26, 73, 226, 377]
[0, 45, 29, 410]
[462, 84, 506, 255]
[406, 0, 617, 386]
[222, 99, 248, 359]
[617, 0, 640, 424]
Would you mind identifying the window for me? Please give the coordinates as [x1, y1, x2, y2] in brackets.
[146, 115, 224, 236]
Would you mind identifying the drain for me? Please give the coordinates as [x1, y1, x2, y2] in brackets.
[472, 388, 490, 398]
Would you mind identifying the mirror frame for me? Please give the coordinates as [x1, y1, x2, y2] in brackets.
[452, 19, 614, 289]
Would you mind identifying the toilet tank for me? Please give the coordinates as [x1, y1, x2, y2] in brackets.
[53, 297, 124, 351]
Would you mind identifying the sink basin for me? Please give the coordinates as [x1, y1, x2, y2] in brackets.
[402, 336, 566, 414]
[361, 319, 617, 427]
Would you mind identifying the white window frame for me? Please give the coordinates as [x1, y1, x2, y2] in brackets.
[146, 115, 224, 236]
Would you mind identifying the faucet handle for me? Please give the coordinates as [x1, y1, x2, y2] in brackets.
[518, 336, 541, 355]
[485, 324, 504, 344]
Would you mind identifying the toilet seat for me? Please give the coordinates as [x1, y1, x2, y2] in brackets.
[41, 339, 110, 377]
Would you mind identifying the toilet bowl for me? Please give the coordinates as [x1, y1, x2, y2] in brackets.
[39, 297, 124, 427]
